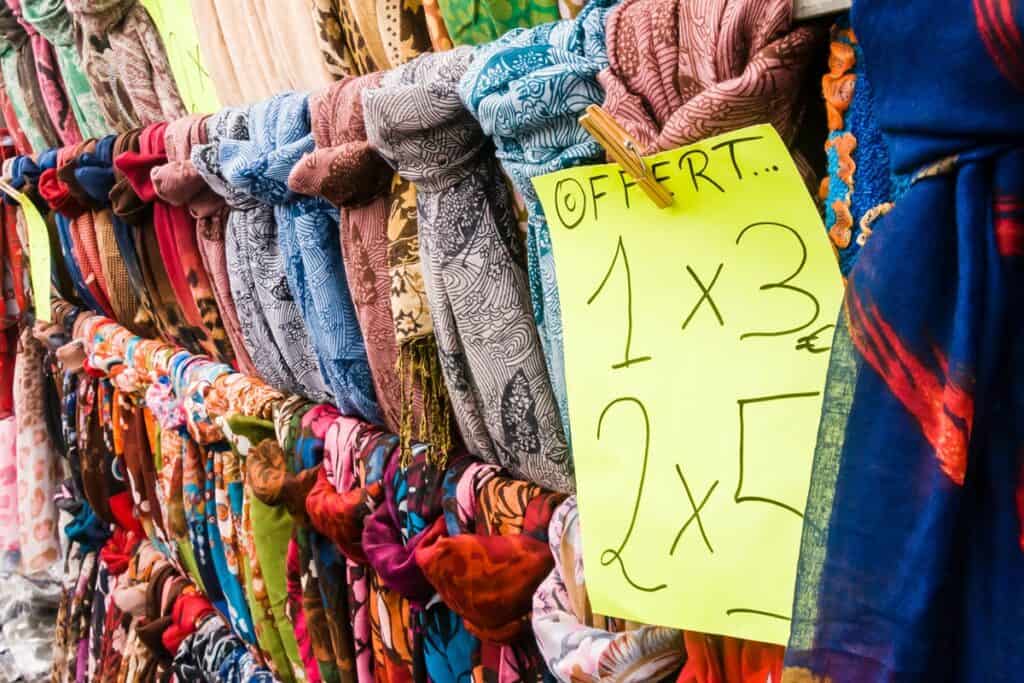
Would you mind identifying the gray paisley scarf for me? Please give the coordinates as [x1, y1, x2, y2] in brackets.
[364, 47, 573, 493]
[191, 107, 332, 403]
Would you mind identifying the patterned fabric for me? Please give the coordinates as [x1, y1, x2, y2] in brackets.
[365, 47, 573, 493]
[783, 1, 1024, 680]
[14, 327, 63, 575]
[598, 0, 821, 155]
[311, 0, 373, 78]
[193, 106, 332, 403]
[6, 0, 82, 145]
[65, 0, 186, 126]
[220, 91, 380, 422]
[532, 497, 684, 682]
[0, 4, 60, 150]
[435, 0, 560, 46]
[0, 415, 18, 572]
[459, 0, 619, 444]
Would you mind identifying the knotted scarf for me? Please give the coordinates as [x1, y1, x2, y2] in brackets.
[21, 0, 111, 137]
[289, 74, 456, 463]
[0, 3, 59, 150]
[597, 0, 821, 159]
[459, 0, 619, 444]
[436, 0, 560, 46]
[364, 47, 573, 493]
[532, 497, 685, 682]
[220, 91, 380, 422]
[783, 1, 1024, 680]
[6, 0, 82, 145]
[65, 0, 185, 125]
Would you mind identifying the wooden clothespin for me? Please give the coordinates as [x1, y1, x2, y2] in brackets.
[579, 104, 673, 209]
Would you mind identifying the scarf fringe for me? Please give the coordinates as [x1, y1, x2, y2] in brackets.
[397, 334, 452, 468]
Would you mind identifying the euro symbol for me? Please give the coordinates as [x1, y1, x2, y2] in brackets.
[795, 324, 835, 354]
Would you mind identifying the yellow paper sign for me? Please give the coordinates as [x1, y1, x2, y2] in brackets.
[143, 0, 220, 114]
[533, 124, 843, 645]
[7, 190, 52, 323]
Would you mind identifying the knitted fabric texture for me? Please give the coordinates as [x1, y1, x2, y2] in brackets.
[219, 91, 380, 422]
[459, 0, 619, 446]
[192, 106, 332, 403]
[364, 47, 573, 493]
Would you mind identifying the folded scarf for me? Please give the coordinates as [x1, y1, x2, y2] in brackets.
[220, 91, 380, 422]
[19, 0, 109, 137]
[289, 73, 456, 461]
[66, 0, 186, 125]
[532, 496, 685, 682]
[598, 0, 821, 159]
[459, 0, 619, 444]
[784, 1, 1024, 680]
[0, 4, 59, 150]
[6, 0, 82, 145]
[364, 47, 573, 493]
[64, 0, 139, 132]
[436, 0, 560, 46]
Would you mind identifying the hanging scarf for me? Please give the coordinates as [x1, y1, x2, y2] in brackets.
[258, 0, 333, 91]
[459, 0, 619, 444]
[364, 47, 573, 493]
[20, 0, 109, 137]
[532, 497, 685, 682]
[0, 415, 17, 572]
[597, 0, 821, 158]
[0, 4, 59, 150]
[783, 1, 1024, 680]
[188, 0, 244, 106]
[6, 0, 82, 145]
[220, 91, 380, 422]
[0, 86, 32, 154]
[289, 74, 456, 462]
[70, 0, 185, 125]
[436, 0, 560, 46]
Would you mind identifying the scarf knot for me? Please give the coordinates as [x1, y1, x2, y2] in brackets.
[288, 74, 394, 208]
[192, 108, 262, 213]
[74, 135, 118, 205]
[153, 115, 223, 216]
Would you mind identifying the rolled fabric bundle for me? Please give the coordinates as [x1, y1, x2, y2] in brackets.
[63, 0, 139, 132]
[192, 109, 328, 400]
[20, 0, 109, 137]
[364, 47, 573, 493]
[415, 461, 562, 680]
[6, 0, 82, 145]
[289, 73, 457, 462]
[65, 0, 186, 125]
[188, 0, 244, 106]
[459, 0, 619, 444]
[219, 91, 379, 422]
[0, 3, 59, 150]
[597, 0, 822, 158]
[436, 0, 560, 46]
[532, 497, 685, 682]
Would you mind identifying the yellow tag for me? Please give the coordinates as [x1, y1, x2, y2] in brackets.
[533, 124, 843, 644]
[143, 0, 220, 114]
[7, 190, 52, 323]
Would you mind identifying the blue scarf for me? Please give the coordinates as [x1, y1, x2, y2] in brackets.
[786, 2, 1024, 680]
[458, 0, 617, 445]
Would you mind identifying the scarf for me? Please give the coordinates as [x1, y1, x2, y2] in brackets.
[311, 0, 376, 78]
[258, 0, 333, 91]
[220, 91, 380, 422]
[532, 497, 685, 682]
[188, 0, 244, 106]
[783, 1, 1024, 680]
[0, 87, 31, 154]
[436, 0, 560, 46]
[0, 3, 59, 151]
[6, 0, 82, 145]
[19, 0, 110, 137]
[71, 0, 186, 125]
[63, 0, 139, 132]
[459, 0, 619, 444]
[0, 416, 16, 572]
[598, 0, 821, 157]
[364, 47, 573, 493]
[289, 74, 457, 462]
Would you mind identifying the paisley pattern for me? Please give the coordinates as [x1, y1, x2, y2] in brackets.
[435, 0, 560, 46]
[364, 47, 573, 492]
